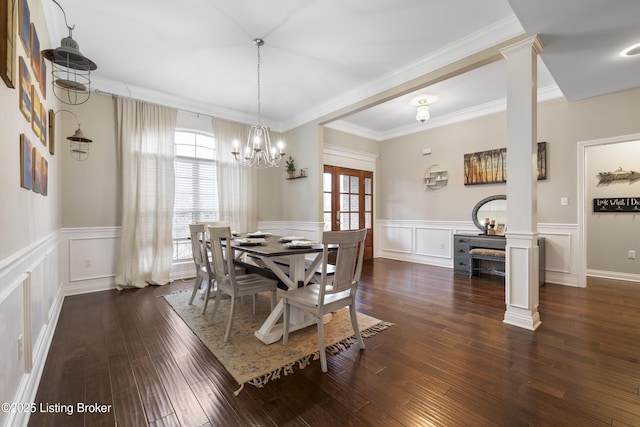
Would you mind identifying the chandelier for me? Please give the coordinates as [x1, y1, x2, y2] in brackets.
[41, 0, 97, 105]
[231, 39, 285, 168]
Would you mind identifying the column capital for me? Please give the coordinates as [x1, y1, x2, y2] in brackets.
[500, 35, 544, 57]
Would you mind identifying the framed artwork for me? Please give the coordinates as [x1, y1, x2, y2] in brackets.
[0, 0, 15, 88]
[48, 109, 55, 155]
[18, 0, 29, 57]
[19, 56, 31, 121]
[40, 102, 47, 145]
[464, 142, 547, 185]
[40, 56, 46, 98]
[30, 23, 41, 84]
[495, 223, 507, 236]
[31, 85, 42, 140]
[537, 141, 547, 180]
[20, 134, 33, 190]
[32, 147, 41, 194]
[40, 157, 48, 196]
[464, 148, 506, 185]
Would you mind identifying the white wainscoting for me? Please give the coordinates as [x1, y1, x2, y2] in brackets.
[61, 227, 121, 295]
[376, 220, 580, 286]
[0, 232, 62, 427]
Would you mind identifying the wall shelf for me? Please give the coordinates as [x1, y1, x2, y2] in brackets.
[424, 165, 448, 190]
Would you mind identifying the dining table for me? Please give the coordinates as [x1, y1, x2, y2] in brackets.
[227, 233, 335, 345]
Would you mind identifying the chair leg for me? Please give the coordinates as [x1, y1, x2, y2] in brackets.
[210, 288, 222, 320]
[224, 297, 237, 342]
[317, 316, 327, 372]
[282, 299, 290, 345]
[270, 289, 276, 310]
[189, 274, 204, 305]
[202, 279, 214, 314]
[349, 303, 365, 350]
[252, 294, 256, 314]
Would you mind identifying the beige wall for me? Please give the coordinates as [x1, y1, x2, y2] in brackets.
[587, 140, 640, 275]
[0, 0, 59, 260]
[257, 121, 322, 222]
[61, 93, 119, 227]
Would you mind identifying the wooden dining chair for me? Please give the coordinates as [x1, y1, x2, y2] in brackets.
[188, 224, 216, 314]
[282, 228, 367, 372]
[207, 225, 278, 342]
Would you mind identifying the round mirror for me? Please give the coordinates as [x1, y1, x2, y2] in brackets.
[472, 195, 507, 232]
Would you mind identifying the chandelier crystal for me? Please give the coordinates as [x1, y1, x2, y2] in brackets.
[232, 39, 285, 168]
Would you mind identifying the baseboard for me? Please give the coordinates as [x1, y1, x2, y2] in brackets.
[587, 269, 640, 283]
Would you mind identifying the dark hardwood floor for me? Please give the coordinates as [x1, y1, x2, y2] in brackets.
[28, 259, 640, 426]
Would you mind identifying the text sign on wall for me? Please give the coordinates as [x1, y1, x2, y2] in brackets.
[593, 197, 640, 212]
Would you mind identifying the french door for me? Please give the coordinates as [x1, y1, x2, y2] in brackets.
[323, 165, 373, 259]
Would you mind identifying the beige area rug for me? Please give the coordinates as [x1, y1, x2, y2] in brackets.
[163, 291, 392, 393]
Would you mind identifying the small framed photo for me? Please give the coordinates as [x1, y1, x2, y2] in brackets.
[495, 222, 507, 236]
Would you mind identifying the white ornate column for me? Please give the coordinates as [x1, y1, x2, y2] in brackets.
[500, 36, 543, 330]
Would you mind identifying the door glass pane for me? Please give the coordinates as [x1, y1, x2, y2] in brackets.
[365, 195, 372, 211]
[350, 176, 359, 193]
[340, 213, 349, 230]
[323, 193, 331, 211]
[340, 175, 349, 192]
[350, 195, 359, 211]
[323, 173, 332, 192]
[350, 213, 359, 230]
[365, 213, 372, 229]
[340, 194, 349, 211]
[364, 177, 372, 194]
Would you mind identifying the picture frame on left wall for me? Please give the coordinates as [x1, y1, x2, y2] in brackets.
[20, 134, 33, 190]
[0, 0, 16, 88]
[18, 0, 30, 57]
[19, 56, 32, 121]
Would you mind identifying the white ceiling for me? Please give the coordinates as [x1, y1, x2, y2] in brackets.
[42, 0, 640, 140]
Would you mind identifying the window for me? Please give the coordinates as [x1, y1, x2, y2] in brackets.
[172, 130, 219, 261]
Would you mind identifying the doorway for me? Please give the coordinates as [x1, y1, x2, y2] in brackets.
[323, 165, 373, 259]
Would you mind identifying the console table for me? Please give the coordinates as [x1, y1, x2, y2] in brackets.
[453, 234, 545, 285]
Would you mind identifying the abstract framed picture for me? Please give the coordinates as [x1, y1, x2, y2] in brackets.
[19, 56, 31, 121]
[0, 0, 15, 88]
[20, 134, 33, 190]
[40, 56, 46, 99]
[464, 142, 548, 185]
[18, 0, 30, 57]
[40, 102, 47, 145]
[32, 147, 42, 194]
[31, 85, 42, 140]
[48, 109, 55, 155]
[40, 157, 48, 196]
[464, 148, 507, 185]
[30, 23, 41, 84]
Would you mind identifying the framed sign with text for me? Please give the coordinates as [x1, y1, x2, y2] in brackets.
[593, 197, 640, 212]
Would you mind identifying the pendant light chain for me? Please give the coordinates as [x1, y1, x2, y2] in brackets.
[256, 39, 261, 126]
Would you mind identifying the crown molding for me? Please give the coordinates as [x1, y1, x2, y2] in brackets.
[327, 84, 563, 141]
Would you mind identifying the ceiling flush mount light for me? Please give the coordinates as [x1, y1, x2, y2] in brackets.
[55, 109, 94, 161]
[621, 42, 640, 57]
[231, 38, 285, 168]
[410, 94, 438, 123]
[41, 0, 97, 105]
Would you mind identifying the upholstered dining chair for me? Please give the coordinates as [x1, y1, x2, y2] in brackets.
[207, 225, 278, 342]
[282, 228, 367, 372]
[188, 224, 216, 314]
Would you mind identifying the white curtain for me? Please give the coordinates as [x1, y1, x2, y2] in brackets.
[115, 98, 178, 289]
[211, 118, 258, 233]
